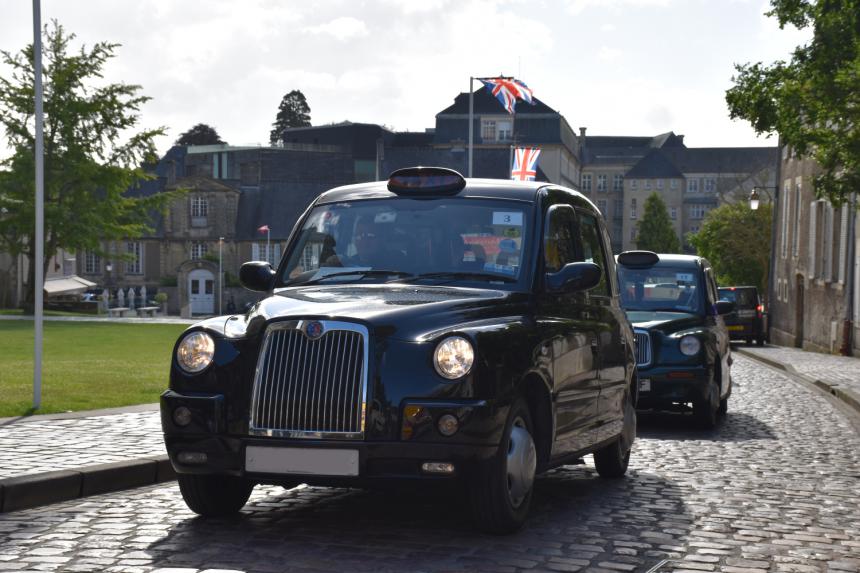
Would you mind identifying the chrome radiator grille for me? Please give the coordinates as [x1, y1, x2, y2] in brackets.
[633, 330, 652, 368]
[249, 320, 368, 439]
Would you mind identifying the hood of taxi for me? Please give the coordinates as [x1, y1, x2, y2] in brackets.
[234, 284, 528, 341]
[625, 310, 705, 334]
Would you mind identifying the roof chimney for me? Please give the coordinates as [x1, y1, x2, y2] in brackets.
[579, 127, 587, 139]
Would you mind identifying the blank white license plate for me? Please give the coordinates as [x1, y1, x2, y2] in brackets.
[639, 378, 651, 392]
[245, 446, 359, 476]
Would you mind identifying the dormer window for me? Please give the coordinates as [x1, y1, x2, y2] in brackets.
[481, 118, 513, 142]
[191, 195, 208, 227]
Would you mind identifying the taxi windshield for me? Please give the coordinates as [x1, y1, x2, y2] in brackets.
[618, 265, 704, 314]
[279, 198, 531, 287]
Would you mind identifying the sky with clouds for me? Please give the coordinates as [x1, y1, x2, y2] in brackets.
[0, 0, 810, 156]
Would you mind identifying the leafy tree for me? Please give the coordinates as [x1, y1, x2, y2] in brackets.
[689, 202, 773, 295]
[175, 123, 225, 146]
[635, 193, 680, 253]
[0, 22, 170, 311]
[725, 0, 859, 204]
[269, 90, 311, 144]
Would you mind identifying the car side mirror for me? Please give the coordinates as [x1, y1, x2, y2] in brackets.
[714, 300, 734, 315]
[240, 261, 276, 292]
[546, 262, 602, 293]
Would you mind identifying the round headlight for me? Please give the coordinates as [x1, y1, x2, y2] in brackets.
[177, 331, 215, 373]
[679, 335, 701, 356]
[434, 336, 474, 380]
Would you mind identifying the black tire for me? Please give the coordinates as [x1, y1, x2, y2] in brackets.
[178, 473, 254, 517]
[718, 396, 728, 416]
[469, 397, 536, 534]
[594, 390, 635, 478]
[693, 377, 720, 430]
[756, 337, 765, 346]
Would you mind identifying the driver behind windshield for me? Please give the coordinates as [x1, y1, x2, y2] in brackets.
[325, 215, 407, 269]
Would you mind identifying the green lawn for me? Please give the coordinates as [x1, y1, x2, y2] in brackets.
[0, 321, 187, 417]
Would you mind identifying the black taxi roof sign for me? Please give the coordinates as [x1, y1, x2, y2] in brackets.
[617, 250, 660, 267]
[387, 166, 467, 195]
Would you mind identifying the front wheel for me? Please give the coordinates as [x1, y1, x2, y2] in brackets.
[469, 398, 536, 534]
[178, 474, 254, 517]
[693, 378, 720, 429]
[594, 389, 635, 478]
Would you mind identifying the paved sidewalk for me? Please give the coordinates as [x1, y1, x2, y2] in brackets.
[0, 405, 171, 513]
[737, 344, 860, 414]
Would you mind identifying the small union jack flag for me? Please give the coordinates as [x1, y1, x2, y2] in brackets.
[481, 77, 535, 114]
[511, 148, 541, 181]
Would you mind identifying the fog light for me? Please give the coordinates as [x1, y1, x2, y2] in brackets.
[173, 406, 192, 427]
[177, 451, 208, 465]
[437, 414, 459, 436]
[421, 462, 455, 474]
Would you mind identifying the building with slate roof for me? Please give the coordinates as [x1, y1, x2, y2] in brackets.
[55, 86, 777, 316]
[768, 147, 860, 355]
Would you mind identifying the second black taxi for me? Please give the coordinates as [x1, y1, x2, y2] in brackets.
[616, 251, 733, 428]
[161, 167, 638, 534]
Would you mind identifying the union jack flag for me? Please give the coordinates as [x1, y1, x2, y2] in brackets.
[511, 148, 541, 181]
[481, 77, 534, 114]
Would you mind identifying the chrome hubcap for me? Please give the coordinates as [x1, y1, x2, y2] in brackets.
[506, 417, 536, 509]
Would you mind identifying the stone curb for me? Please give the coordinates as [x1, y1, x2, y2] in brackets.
[736, 347, 860, 417]
[0, 455, 175, 513]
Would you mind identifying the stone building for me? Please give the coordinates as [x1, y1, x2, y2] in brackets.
[768, 148, 859, 355]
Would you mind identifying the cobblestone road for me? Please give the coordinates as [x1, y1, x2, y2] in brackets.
[0, 413, 164, 479]
[0, 356, 858, 573]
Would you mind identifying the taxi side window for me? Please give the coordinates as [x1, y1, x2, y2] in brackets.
[543, 205, 579, 273]
[577, 211, 610, 296]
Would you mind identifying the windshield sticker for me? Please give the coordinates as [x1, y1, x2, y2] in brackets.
[374, 212, 397, 223]
[499, 238, 519, 252]
[503, 227, 521, 238]
[676, 273, 694, 283]
[493, 212, 523, 226]
[484, 262, 518, 276]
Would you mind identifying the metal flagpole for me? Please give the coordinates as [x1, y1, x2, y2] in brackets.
[266, 228, 270, 265]
[32, 0, 45, 410]
[218, 237, 223, 315]
[468, 77, 474, 178]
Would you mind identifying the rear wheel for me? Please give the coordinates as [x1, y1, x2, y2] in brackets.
[756, 337, 765, 346]
[178, 474, 254, 517]
[469, 398, 536, 534]
[594, 389, 635, 478]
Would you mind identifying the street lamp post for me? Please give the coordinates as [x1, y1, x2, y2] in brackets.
[218, 237, 224, 315]
[750, 185, 779, 341]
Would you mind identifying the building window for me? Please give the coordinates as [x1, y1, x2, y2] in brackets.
[597, 199, 607, 216]
[690, 205, 707, 219]
[792, 180, 802, 258]
[191, 242, 208, 260]
[670, 207, 677, 220]
[191, 196, 209, 227]
[125, 242, 142, 275]
[84, 251, 101, 274]
[644, 180, 651, 190]
[687, 179, 699, 193]
[689, 225, 699, 234]
[613, 174, 623, 192]
[614, 199, 623, 218]
[656, 179, 663, 190]
[670, 179, 678, 189]
[582, 174, 592, 192]
[630, 198, 637, 219]
[252, 243, 281, 266]
[630, 179, 638, 190]
[781, 180, 791, 259]
[481, 119, 512, 142]
[630, 228, 636, 241]
[597, 174, 607, 192]
[704, 178, 716, 193]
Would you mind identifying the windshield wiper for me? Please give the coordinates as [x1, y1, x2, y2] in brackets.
[291, 269, 413, 286]
[393, 271, 517, 284]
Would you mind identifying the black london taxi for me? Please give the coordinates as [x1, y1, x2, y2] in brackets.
[615, 251, 733, 428]
[717, 286, 768, 346]
[161, 167, 638, 534]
